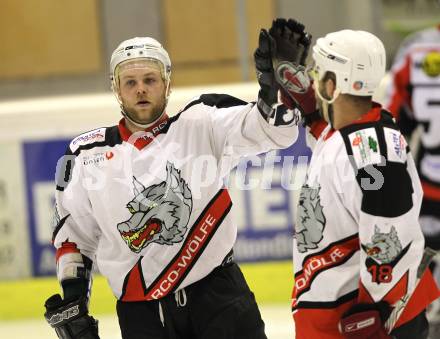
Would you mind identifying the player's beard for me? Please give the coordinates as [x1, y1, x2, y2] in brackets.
[123, 97, 166, 126]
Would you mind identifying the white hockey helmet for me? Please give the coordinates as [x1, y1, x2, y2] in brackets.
[312, 30, 386, 97]
[110, 37, 171, 90]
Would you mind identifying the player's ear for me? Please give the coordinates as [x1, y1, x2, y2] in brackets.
[324, 76, 336, 98]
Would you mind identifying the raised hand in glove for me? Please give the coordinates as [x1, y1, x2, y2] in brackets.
[269, 18, 311, 66]
[254, 18, 313, 126]
[45, 294, 100, 339]
[339, 302, 391, 339]
[269, 18, 320, 127]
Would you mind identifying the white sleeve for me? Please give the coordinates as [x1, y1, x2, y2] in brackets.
[200, 94, 298, 170]
[52, 148, 101, 284]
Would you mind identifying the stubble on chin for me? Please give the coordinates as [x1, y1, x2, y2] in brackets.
[125, 101, 165, 125]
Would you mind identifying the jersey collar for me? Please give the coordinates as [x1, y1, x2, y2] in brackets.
[351, 102, 383, 125]
[323, 103, 383, 141]
[118, 114, 169, 150]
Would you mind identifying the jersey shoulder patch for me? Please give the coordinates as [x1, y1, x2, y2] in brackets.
[69, 127, 107, 153]
[383, 127, 408, 164]
[346, 127, 382, 169]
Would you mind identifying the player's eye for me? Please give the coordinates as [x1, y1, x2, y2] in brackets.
[144, 77, 157, 85]
[124, 79, 136, 87]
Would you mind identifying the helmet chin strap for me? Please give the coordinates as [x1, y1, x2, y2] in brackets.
[313, 78, 340, 128]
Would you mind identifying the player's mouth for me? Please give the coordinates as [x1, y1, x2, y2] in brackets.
[121, 218, 162, 252]
[367, 246, 381, 256]
[136, 100, 151, 107]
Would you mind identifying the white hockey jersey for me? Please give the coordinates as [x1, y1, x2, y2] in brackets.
[52, 94, 298, 301]
[292, 104, 440, 338]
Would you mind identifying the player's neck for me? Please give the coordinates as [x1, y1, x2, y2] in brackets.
[333, 99, 372, 130]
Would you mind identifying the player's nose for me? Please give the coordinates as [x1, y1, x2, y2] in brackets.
[136, 82, 148, 95]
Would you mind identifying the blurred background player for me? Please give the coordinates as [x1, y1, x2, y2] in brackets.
[274, 19, 440, 338]
[43, 20, 310, 339]
[384, 23, 440, 338]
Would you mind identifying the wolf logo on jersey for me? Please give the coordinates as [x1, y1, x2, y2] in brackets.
[296, 184, 326, 253]
[117, 162, 193, 253]
[364, 225, 402, 264]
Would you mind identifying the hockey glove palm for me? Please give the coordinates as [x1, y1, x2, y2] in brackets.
[339, 302, 391, 339]
[44, 294, 100, 339]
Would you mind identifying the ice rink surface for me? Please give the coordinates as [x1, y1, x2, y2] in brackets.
[0, 304, 293, 339]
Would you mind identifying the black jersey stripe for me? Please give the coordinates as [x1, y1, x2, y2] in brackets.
[179, 93, 248, 113]
[292, 289, 358, 311]
[51, 214, 70, 243]
[339, 110, 414, 217]
[71, 125, 122, 156]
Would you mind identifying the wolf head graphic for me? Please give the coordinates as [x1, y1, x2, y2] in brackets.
[117, 162, 193, 253]
[295, 184, 326, 253]
[364, 225, 402, 264]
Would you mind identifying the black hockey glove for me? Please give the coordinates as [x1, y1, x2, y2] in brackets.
[254, 26, 301, 126]
[339, 302, 391, 339]
[254, 28, 279, 118]
[269, 18, 311, 66]
[44, 294, 100, 339]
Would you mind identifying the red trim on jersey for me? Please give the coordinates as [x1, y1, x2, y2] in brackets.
[387, 56, 411, 120]
[56, 241, 80, 261]
[421, 180, 440, 201]
[308, 103, 382, 140]
[352, 103, 383, 125]
[359, 268, 440, 328]
[310, 119, 328, 139]
[383, 271, 409, 305]
[293, 300, 355, 339]
[324, 128, 335, 141]
[118, 114, 169, 150]
[292, 235, 359, 308]
[121, 261, 146, 300]
[121, 189, 232, 301]
[395, 269, 440, 327]
[293, 270, 440, 338]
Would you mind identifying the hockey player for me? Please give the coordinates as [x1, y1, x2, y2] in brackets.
[43, 19, 310, 339]
[385, 24, 440, 338]
[274, 22, 440, 339]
